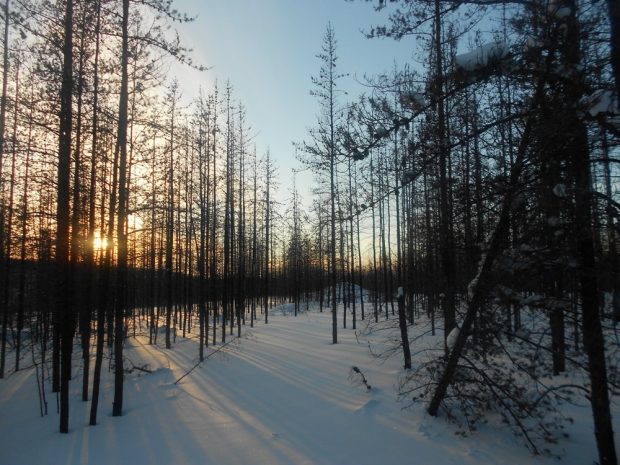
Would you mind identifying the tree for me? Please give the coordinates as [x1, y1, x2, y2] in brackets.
[111, 0, 130, 418]
[301, 23, 344, 343]
[263, 150, 274, 324]
[55, 0, 74, 434]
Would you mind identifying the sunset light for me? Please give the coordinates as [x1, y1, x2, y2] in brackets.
[93, 231, 107, 252]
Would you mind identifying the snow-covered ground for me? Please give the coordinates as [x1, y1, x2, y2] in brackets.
[0, 303, 614, 465]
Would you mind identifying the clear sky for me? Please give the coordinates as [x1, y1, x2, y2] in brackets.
[169, 0, 416, 204]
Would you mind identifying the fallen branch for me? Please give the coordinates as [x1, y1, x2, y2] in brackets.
[131, 364, 152, 374]
[349, 366, 372, 390]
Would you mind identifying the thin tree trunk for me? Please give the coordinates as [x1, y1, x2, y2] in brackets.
[434, 0, 456, 344]
[71, 24, 88, 401]
[264, 152, 271, 325]
[607, 0, 620, 102]
[16, 77, 34, 373]
[371, 155, 379, 323]
[112, 0, 130, 418]
[87, 0, 104, 424]
[6, 60, 19, 372]
[56, 0, 74, 434]
[0, 0, 11, 381]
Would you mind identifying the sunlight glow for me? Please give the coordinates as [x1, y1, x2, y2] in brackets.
[93, 231, 107, 252]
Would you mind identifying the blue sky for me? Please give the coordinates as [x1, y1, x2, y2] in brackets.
[170, 0, 416, 203]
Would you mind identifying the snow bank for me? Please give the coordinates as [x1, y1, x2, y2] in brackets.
[326, 282, 372, 303]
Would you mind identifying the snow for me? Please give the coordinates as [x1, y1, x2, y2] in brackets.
[333, 282, 369, 303]
[552, 183, 567, 198]
[524, 36, 543, 53]
[446, 327, 460, 351]
[467, 252, 486, 300]
[554, 6, 572, 18]
[547, 0, 561, 14]
[454, 42, 509, 72]
[0, 302, 614, 465]
[547, 0, 572, 18]
[399, 91, 426, 110]
[582, 90, 620, 117]
[466, 275, 478, 300]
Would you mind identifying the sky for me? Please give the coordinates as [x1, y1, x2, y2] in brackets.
[168, 0, 417, 204]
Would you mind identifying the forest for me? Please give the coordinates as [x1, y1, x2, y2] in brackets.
[0, 0, 618, 464]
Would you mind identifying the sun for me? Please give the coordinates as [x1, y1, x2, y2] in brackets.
[93, 231, 107, 252]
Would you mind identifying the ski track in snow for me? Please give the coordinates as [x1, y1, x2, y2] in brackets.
[0, 306, 614, 465]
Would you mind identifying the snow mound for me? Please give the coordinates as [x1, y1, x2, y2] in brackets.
[354, 399, 381, 415]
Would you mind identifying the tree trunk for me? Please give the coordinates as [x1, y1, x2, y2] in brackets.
[112, 0, 130, 418]
[434, 0, 455, 345]
[56, 0, 74, 434]
[16, 76, 33, 374]
[563, 5, 616, 462]
[607, 0, 620, 102]
[0, 0, 11, 381]
[6, 60, 19, 372]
